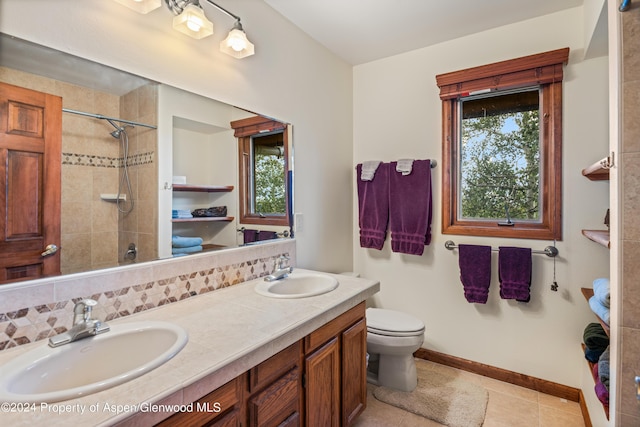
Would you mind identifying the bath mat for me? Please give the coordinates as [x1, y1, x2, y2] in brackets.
[372, 359, 488, 427]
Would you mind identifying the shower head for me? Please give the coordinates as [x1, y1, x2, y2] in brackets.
[106, 119, 133, 139]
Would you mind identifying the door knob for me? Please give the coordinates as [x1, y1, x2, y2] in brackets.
[41, 244, 59, 257]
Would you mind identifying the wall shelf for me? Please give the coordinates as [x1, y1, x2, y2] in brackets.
[581, 230, 610, 248]
[581, 157, 611, 181]
[172, 184, 234, 193]
[171, 216, 234, 223]
[581, 288, 610, 336]
[581, 343, 609, 420]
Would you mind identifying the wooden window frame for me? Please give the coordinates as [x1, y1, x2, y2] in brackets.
[231, 116, 290, 226]
[436, 48, 569, 240]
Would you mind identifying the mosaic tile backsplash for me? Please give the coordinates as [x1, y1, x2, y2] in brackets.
[0, 246, 292, 351]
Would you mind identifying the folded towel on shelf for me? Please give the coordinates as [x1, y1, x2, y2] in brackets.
[598, 346, 610, 389]
[583, 322, 609, 351]
[172, 235, 203, 248]
[172, 209, 193, 219]
[584, 346, 604, 363]
[395, 159, 414, 175]
[589, 296, 610, 326]
[191, 206, 227, 217]
[498, 247, 532, 302]
[593, 277, 610, 308]
[356, 162, 390, 250]
[360, 160, 382, 181]
[458, 244, 492, 304]
[171, 245, 203, 255]
[388, 159, 432, 255]
[594, 379, 609, 406]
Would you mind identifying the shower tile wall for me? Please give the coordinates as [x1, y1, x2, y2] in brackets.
[0, 66, 157, 274]
[119, 83, 158, 265]
[618, 8, 640, 426]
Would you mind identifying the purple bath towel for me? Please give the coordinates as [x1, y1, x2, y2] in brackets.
[458, 245, 492, 303]
[498, 247, 532, 302]
[257, 231, 278, 241]
[356, 162, 390, 250]
[388, 159, 433, 255]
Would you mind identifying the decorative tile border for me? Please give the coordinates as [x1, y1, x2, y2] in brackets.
[0, 253, 285, 351]
[62, 151, 154, 168]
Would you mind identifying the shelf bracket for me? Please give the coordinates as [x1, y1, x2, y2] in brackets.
[602, 152, 614, 169]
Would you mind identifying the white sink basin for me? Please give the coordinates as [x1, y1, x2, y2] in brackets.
[255, 271, 339, 298]
[0, 321, 188, 403]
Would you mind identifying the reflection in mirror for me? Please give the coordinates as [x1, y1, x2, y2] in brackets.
[0, 33, 292, 285]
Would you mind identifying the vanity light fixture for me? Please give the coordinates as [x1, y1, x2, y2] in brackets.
[113, 0, 162, 14]
[165, 0, 255, 57]
[171, 2, 214, 39]
[220, 20, 254, 58]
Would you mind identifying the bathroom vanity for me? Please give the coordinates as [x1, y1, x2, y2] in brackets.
[0, 270, 378, 427]
[158, 302, 367, 426]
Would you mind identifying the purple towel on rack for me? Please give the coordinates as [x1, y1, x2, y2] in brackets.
[356, 162, 389, 250]
[243, 229, 258, 243]
[257, 231, 278, 241]
[388, 159, 432, 255]
[498, 247, 532, 302]
[458, 245, 492, 304]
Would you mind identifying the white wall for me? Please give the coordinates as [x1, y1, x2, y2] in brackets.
[0, 0, 354, 273]
[353, 7, 610, 387]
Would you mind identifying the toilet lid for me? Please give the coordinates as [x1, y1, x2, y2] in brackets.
[366, 308, 425, 335]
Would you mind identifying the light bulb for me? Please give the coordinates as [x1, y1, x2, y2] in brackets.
[220, 28, 254, 57]
[172, 3, 213, 39]
[226, 33, 247, 52]
[186, 16, 203, 32]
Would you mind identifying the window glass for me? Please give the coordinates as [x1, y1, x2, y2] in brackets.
[251, 132, 286, 216]
[459, 88, 541, 223]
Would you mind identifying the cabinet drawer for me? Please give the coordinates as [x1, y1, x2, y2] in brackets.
[304, 302, 365, 354]
[156, 377, 241, 427]
[247, 368, 300, 427]
[249, 340, 301, 393]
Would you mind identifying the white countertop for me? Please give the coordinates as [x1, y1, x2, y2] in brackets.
[0, 270, 379, 426]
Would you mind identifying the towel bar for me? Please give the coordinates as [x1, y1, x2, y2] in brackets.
[444, 240, 559, 258]
[237, 227, 290, 237]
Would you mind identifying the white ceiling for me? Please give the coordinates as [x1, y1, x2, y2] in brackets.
[264, 0, 585, 65]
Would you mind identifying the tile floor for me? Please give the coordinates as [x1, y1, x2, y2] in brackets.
[354, 360, 585, 427]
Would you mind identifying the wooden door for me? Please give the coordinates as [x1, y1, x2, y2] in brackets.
[341, 319, 367, 426]
[305, 337, 340, 427]
[0, 82, 62, 283]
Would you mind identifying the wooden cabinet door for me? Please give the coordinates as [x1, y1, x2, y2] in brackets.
[341, 319, 367, 426]
[247, 368, 300, 427]
[305, 337, 340, 427]
[0, 82, 61, 283]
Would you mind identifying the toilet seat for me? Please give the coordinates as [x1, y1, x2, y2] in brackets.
[366, 308, 425, 337]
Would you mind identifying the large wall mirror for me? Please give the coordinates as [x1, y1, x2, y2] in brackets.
[0, 33, 293, 284]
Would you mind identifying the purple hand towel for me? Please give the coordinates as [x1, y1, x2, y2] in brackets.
[388, 159, 433, 255]
[356, 162, 389, 250]
[257, 231, 278, 241]
[498, 247, 532, 302]
[458, 244, 492, 303]
[243, 229, 258, 244]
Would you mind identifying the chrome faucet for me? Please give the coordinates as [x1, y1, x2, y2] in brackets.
[48, 299, 110, 347]
[264, 254, 293, 282]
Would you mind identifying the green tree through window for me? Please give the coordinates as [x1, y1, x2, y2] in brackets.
[254, 147, 286, 215]
[460, 89, 540, 222]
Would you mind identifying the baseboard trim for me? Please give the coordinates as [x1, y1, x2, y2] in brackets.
[578, 390, 593, 427]
[414, 348, 581, 402]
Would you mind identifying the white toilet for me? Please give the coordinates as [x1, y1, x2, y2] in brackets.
[366, 307, 425, 392]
